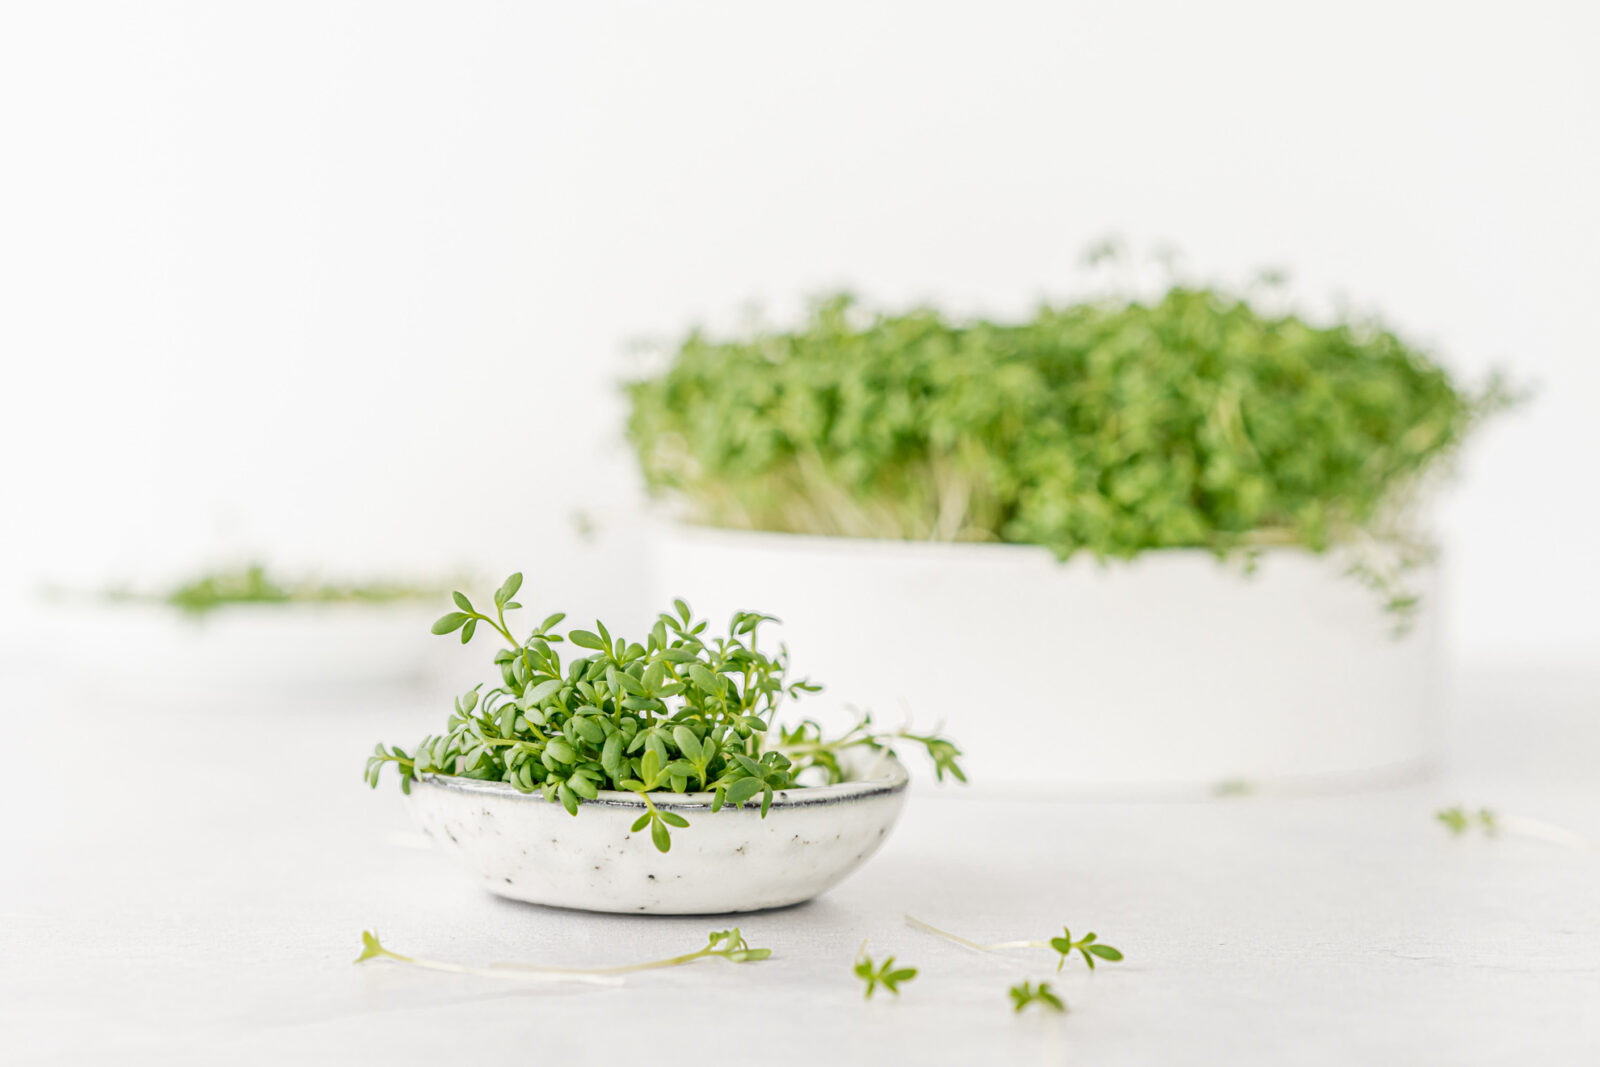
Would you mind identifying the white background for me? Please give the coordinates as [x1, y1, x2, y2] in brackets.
[2, 0, 1596, 658]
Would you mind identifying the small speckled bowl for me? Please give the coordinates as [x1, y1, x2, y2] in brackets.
[405, 753, 909, 914]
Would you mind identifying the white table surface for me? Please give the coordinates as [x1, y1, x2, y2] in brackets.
[3, 655, 1597, 1066]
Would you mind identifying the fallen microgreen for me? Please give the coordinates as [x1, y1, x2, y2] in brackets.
[367, 575, 963, 851]
[1049, 927, 1124, 971]
[1435, 806, 1594, 850]
[353, 930, 618, 986]
[495, 927, 772, 975]
[905, 915, 1124, 971]
[1436, 806, 1498, 837]
[854, 940, 917, 999]
[1009, 980, 1067, 1014]
[354, 928, 769, 984]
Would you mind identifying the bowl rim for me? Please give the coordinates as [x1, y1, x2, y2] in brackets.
[411, 752, 909, 812]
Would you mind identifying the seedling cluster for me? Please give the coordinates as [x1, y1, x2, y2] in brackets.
[628, 283, 1511, 615]
[107, 563, 443, 616]
[366, 574, 963, 851]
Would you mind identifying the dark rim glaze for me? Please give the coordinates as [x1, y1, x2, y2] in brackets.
[413, 755, 909, 812]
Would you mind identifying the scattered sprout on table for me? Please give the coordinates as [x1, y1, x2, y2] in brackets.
[905, 914, 1125, 973]
[1436, 805, 1499, 837]
[1009, 980, 1067, 1014]
[354, 927, 769, 984]
[854, 940, 917, 999]
[1049, 927, 1124, 972]
[1435, 806, 1594, 850]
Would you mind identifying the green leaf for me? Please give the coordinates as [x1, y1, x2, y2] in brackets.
[725, 778, 762, 805]
[1087, 944, 1123, 961]
[640, 748, 661, 786]
[431, 612, 469, 635]
[526, 678, 564, 704]
[658, 811, 690, 828]
[569, 629, 606, 651]
[601, 734, 624, 777]
[355, 930, 385, 962]
[630, 812, 651, 833]
[673, 726, 703, 762]
[643, 660, 666, 692]
[494, 572, 523, 607]
[688, 664, 720, 694]
[651, 818, 671, 853]
[452, 591, 473, 612]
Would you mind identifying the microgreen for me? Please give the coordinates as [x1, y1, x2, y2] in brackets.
[1009, 980, 1067, 1014]
[627, 283, 1512, 614]
[853, 940, 917, 999]
[367, 576, 963, 851]
[905, 915, 1124, 972]
[353, 930, 618, 986]
[1049, 927, 1124, 971]
[1436, 806, 1498, 837]
[1435, 807, 1594, 850]
[354, 928, 768, 984]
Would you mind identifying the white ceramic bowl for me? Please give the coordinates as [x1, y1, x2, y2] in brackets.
[404, 754, 909, 914]
[653, 524, 1442, 795]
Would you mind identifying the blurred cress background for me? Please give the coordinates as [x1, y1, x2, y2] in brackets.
[1, 2, 1596, 657]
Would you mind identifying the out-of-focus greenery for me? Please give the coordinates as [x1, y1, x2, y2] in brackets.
[627, 286, 1511, 586]
[109, 564, 444, 616]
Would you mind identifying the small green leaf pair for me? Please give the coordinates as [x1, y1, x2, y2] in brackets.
[854, 940, 917, 999]
[1049, 927, 1123, 971]
[1436, 805, 1498, 837]
[1009, 980, 1066, 1014]
[630, 800, 689, 853]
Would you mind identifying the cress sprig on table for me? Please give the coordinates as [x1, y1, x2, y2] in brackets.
[355, 927, 769, 984]
[366, 574, 963, 851]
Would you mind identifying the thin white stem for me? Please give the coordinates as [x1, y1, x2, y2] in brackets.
[904, 915, 1049, 954]
[1497, 816, 1596, 851]
[493, 948, 735, 976]
[369, 950, 619, 987]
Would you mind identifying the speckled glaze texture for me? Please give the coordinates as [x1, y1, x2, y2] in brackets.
[405, 755, 909, 914]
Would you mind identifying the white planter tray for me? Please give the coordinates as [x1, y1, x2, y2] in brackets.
[35, 601, 442, 703]
[652, 525, 1441, 796]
